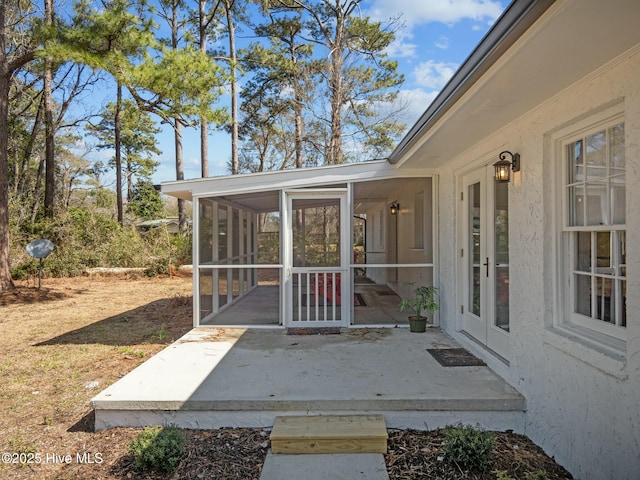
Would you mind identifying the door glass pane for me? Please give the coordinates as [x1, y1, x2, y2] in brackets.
[611, 174, 625, 224]
[568, 140, 583, 184]
[494, 181, 509, 331]
[618, 231, 626, 277]
[585, 180, 607, 225]
[596, 277, 613, 323]
[575, 274, 591, 317]
[621, 280, 627, 327]
[469, 182, 481, 316]
[585, 130, 607, 180]
[568, 185, 584, 226]
[576, 232, 591, 272]
[609, 123, 625, 171]
[596, 232, 611, 273]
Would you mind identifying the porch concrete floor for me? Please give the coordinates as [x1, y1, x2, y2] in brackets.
[202, 283, 409, 326]
[92, 328, 525, 432]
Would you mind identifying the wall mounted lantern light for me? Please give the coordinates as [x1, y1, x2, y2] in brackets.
[390, 202, 399, 215]
[493, 151, 521, 183]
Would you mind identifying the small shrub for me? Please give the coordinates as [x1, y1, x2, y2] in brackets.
[129, 426, 185, 473]
[442, 424, 495, 471]
[495, 471, 513, 480]
[525, 471, 547, 480]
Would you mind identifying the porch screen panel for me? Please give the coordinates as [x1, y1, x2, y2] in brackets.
[291, 198, 343, 323]
[199, 199, 214, 264]
[292, 200, 341, 268]
[218, 206, 228, 261]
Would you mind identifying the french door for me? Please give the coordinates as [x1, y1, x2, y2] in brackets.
[283, 190, 349, 327]
[460, 167, 510, 360]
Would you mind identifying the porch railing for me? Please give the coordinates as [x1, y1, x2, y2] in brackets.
[292, 268, 345, 323]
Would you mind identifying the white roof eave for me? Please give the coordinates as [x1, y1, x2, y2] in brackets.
[160, 160, 428, 201]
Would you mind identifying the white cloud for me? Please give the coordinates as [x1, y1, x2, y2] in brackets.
[413, 60, 458, 90]
[367, 0, 503, 29]
[381, 88, 439, 130]
[384, 31, 418, 58]
[434, 36, 450, 50]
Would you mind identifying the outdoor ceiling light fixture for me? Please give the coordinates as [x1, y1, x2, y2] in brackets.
[390, 202, 400, 215]
[493, 151, 521, 183]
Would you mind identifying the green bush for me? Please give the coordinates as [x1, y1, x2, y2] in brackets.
[129, 426, 185, 473]
[9, 206, 193, 278]
[442, 424, 496, 471]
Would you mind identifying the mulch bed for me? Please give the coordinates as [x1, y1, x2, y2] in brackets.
[87, 427, 573, 480]
[100, 428, 270, 480]
[386, 429, 573, 479]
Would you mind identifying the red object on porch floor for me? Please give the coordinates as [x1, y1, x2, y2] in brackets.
[313, 274, 342, 303]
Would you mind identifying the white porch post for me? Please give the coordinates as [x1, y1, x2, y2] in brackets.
[280, 189, 288, 326]
[192, 197, 200, 328]
[212, 202, 219, 314]
[347, 182, 354, 325]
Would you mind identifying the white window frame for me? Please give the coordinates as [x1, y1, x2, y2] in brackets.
[555, 108, 626, 348]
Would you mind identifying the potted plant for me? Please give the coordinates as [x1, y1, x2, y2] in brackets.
[399, 283, 438, 333]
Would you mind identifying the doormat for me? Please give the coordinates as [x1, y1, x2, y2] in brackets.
[286, 327, 341, 335]
[300, 293, 366, 307]
[354, 293, 366, 306]
[376, 290, 397, 296]
[426, 348, 486, 367]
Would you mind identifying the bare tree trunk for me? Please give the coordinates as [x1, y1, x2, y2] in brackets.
[226, 0, 239, 175]
[16, 97, 43, 197]
[176, 121, 187, 232]
[115, 82, 124, 226]
[43, 0, 55, 217]
[30, 153, 45, 222]
[126, 151, 133, 201]
[0, 3, 14, 291]
[169, 0, 187, 232]
[327, 34, 343, 165]
[0, 72, 14, 291]
[199, 0, 209, 177]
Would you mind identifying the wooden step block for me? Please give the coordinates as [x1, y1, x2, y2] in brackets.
[270, 415, 388, 454]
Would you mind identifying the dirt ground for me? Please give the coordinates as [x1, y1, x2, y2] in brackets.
[0, 275, 572, 479]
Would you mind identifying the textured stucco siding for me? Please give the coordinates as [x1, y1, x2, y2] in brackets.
[431, 46, 640, 479]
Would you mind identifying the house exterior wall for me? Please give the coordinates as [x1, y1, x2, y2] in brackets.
[430, 46, 640, 479]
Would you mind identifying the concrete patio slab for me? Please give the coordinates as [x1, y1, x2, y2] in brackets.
[259, 452, 390, 480]
[92, 327, 525, 431]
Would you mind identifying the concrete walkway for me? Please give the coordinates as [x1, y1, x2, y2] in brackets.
[260, 452, 389, 480]
[92, 327, 525, 432]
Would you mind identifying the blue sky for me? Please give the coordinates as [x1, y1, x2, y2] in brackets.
[89, 0, 508, 184]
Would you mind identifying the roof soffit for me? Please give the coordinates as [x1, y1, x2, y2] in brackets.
[394, 0, 640, 169]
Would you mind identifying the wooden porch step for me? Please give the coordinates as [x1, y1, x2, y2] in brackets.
[270, 415, 388, 454]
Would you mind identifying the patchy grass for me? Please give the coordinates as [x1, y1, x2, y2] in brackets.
[0, 276, 195, 479]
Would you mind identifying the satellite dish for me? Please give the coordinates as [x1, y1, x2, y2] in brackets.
[26, 239, 55, 259]
[25, 239, 54, 289]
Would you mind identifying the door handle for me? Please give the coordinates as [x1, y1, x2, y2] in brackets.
[483, 257, 489, 277]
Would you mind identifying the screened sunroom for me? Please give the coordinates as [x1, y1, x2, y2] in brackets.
[161, 160, 437, 328]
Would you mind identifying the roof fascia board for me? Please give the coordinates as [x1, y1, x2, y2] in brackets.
[388, 0, 556, 165]
[164, 160, 408, 200]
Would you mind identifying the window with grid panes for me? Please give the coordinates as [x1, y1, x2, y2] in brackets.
[564, 121, 626, 339]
